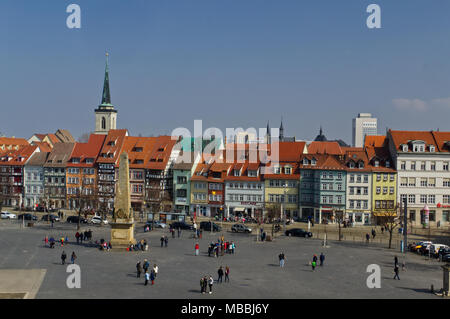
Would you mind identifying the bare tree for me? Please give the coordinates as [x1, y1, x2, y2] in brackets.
[382, 209, 401, 249]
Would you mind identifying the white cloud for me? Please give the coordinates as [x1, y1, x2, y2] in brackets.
[392, 98, 428, 112]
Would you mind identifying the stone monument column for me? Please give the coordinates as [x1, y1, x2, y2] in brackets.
[110, 152, 136, 248]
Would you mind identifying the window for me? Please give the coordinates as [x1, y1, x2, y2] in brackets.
[408, 194, 415, 204]
[285, 166, 292, 175]
[429, 210, 436, 222]
[383, 187, 388, 194]
[177, 176, 187, 184]
[408, 178, 416, 187]
[400, 178, 407, 187]
[383, 174, 388, 181]
[337, 196, 342, 204]
[400, 194, 407, 202]
[431, 162, 436, 171]
[444, 179, 450, 187]
[409, 210, 416, 222]
[443, 211, 449, 222]
[443, 195, 450, 204]
[389, 187, 394, 194]
[375, 201, 380, 209]
[101, 117, 106, 130]
[337, 183, 342, 191]
[376, 187, 381, 194]
[356, 175, 362, 183]
[410, 162, 416, 170]
[377, 174, 381, 182]
[444, 162, 449, 171]
[364, 187, 368, 195]
[322, 196, 327, 204]
[356, 187, 362, 195]
[349, 174, 355, 183]
[356, 200, 361, 208]
[386, 161, 390, 168]
[390, 174, 395, 182]
[274, 166, 281, 174]
[374, 160, 379, 167]
[420, 195, 427, 204]
[420, 178, 427, 187]
[428, 195, 435, 204]
[421, 162, 426, 170]
[428, 178, 435, 187]
[363, 175, 369, 183]
[363, 201, 368, 209]
[401, 162, 406, 170]
[337, 172, 342, 180]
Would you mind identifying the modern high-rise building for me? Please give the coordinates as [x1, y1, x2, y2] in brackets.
[352, 113, 377, 147]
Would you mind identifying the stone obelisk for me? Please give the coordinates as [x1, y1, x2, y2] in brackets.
[110, 152, 136, 248]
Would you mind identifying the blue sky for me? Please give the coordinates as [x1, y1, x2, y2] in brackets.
[1, 0, 450, 143]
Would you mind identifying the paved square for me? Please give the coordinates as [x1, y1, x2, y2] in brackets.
[0, 219, 445, 299]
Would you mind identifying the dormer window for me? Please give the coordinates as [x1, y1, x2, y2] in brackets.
[311, 158, 317, 166]
[358, 161, 364, 169]
[274, 166, 281, 174]
[72, 158, 80, 164]
[374, 160, 380, 167]
[303, 158, 309, 165]
[285, 166, 292, 175]
[349, 161, 355, 169]
[233, 169, 240, 177]
[248, 170, 257, 177]
[86, 158, 94, 164]
[402, 144, 408, 152]
[429, 145, 435, 152]
[386, 160, 390, 168]
[133, 147, 143, 152]
[108, 141, 115, 146]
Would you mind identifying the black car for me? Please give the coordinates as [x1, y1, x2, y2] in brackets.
[285, 228, 312, 238]
[442, 254, 450, 262]
[66, 216, 88, 224]
[41, 214, 60, 222]
[200, 221, 222, 232]
[170, 221, 194, 230]
[18, 214, 37, 221]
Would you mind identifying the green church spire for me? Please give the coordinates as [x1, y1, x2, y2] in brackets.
[100, 52, 112, 106]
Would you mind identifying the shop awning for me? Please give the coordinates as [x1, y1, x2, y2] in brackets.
[233, 207, 245, 212]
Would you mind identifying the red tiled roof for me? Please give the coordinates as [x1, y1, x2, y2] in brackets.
[0, 145, 37, 167]
[307, 141, 343, 155]
[389, 130, 438, 153]
[96, 129, 128, 165]
[364, 135, 386, 148]
[431, 131, 450, 153]
[68, 134, 106, 168]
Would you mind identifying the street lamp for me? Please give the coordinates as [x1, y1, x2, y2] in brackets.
[282, 182, 287, 233]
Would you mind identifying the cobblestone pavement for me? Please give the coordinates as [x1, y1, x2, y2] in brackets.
[0, 219, 445, 299]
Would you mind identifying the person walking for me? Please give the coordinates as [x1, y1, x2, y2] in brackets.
[366, 233, 370, 243]
[150, 269, 156, 285]
[153, 264, 158, 278]
[195, 243, 200, 256]
[75, 232, 80, 244]
[372, 228, 376, 239]
[319, 253, 325, 266]
[200, 277, 205, 294]
[394, 256, 399, 268]
[164, 235, 168, 247]
[143, 259, 150, 273]
[44, 236, 48, 247]
[225, 266, 230, 282]
[279, 252, 285, 268]
[217, 266, 224, 283]
[393, 264, 400, 280]
[136, 261, 142, 278]
[160, 236, 164, 247]
[71, 252, 77, 264]
[312, 254, 318, 266]
[311, 259, 317, 271]
[208, 275, 214, 294]
[144, 271, 150, 286]
[61, 251, 67, 265]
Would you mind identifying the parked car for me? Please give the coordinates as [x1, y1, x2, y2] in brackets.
[285, 228, 312, 238]
[293, 216, 309, 223]
[442, 254, 450, 262]
[170, 221, 194, 230]
[18, 213, 37, 221]
[1, 211, 17, 219]
[200, 221, 222, 232]
[90, 216, 108, 225]
[430, 244, 449, 258]
[66, 216, 88, 224]
[231, 224, 252, 233]
[438, 248, 450, 260]
[145, 220, 167, 228]
[41, 214, 60, 222]
[411, 241, 432, 253]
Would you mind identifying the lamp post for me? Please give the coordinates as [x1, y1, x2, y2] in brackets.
[282, 182, 287, 233]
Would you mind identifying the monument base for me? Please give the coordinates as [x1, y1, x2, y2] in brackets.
[110, 220, 136, 249]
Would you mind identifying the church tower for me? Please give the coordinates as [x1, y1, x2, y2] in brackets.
[279, 118, 284, 141]
[95, 53, 117, 135]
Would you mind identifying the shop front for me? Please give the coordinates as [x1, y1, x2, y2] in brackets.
[346, 211, 371, 226]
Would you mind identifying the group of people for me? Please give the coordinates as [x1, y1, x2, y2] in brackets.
[127, 239, 148, 252]
[278, 251, 326, 271]
[136, 259, 158, 286]
[365, 228, 378, 242]
[199, 265, 231, 294]
[74, 230, 93, 244]
[207, 237, 235, 257]
[160, 235, 169, 247]
[61, 251, 77, 264]
[98, 239, 112, 251]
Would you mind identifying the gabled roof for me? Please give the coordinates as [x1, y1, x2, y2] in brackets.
[307, 141, 344, 155]
[68, 134, 106, 168]
[26, 151, 50, 166]
[44, 143, 75, 167]
[389, 130, 438, 153]
[0, 145, 38, 167]
[431, 131, 450, 153]
[299, 154, 347, 171]
[364, 135, 386, 148]
[96, 129, 128, 165]
[144, 136, 178, 171]
[55, 129, 75, 143]
[0, 137, 29, 150]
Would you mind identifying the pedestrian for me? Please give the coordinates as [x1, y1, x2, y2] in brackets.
[160, 236, 164, 247]
[75, 232, 80, 244]
[136, 261, 142, 278]
[319, 252, 325, 266]
[150, 269, 156, 285]
[394, 256, 399, 267]
[44, 236, 48, 247]
[312, 254, 318, 264]
[372, 228, 376, 239]
[178, 227, 181, 238]
[217, 266, 224, 283]
[311, 259, 316, 271]
[366, 233, 370, 243]
[153, 264, 158, 278]
[202, 276, 208, 294]
[225, 266, 230, 282]
[195, 242, 199, 256]
[231, 241, 235, 254]
[143, 259, 150, 273]
[381, 226, 384, 234]
[164, 235, 168, 247]
[208, 275, 214, 294]
[171, 227, 175, 238]
[144, 272, 150, 286]
[393, 264, 400, 280]
[279, 252, 285, 267]
[200, 277, 205, 294]
[71, 252, 77, 264]
[65, 236, 69, 244]
[61, 251, 67, 265]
